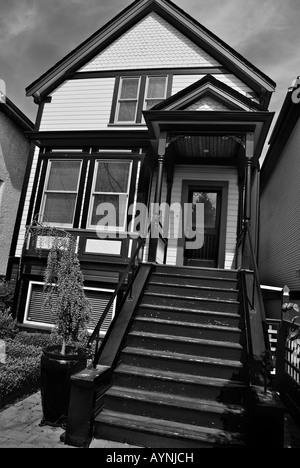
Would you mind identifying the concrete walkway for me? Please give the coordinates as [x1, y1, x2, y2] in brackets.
[0, 391, 300, 448]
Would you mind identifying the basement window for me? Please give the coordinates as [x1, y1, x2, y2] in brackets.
[23, 282, 116, 336]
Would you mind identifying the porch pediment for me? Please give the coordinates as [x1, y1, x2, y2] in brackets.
[151, 75, 266, 113]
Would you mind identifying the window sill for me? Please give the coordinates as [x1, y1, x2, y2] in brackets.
[107, 123, 147, 127]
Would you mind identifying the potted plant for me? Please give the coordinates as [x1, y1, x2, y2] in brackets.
[27, 222, 92, 427]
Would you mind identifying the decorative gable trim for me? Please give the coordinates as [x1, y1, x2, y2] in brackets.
[151, 75, 266, 112]
[185, 96, 231, 112]
[26, 0, 275, 107]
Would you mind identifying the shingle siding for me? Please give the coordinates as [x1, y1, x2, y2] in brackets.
[79, 12, 221, 72]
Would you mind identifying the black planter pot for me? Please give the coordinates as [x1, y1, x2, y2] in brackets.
[40, 345, 87, 426]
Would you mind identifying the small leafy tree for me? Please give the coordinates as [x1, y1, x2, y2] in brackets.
[43, 233, 92, 355]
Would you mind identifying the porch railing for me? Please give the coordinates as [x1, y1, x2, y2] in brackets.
[276, 296, 300, 420]
[87, 224, 151, 368]
[238, 225, 272, 388]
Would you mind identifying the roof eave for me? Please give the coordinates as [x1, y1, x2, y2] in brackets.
[0, 97, 34, 132]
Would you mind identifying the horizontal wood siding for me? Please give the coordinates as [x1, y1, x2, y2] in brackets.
[40, 78, 115, 131]
[166, 165, 239, 269]
[40, 70, 254, 132]
[15, 147, 40, 257]
[259, 119, 300, 290]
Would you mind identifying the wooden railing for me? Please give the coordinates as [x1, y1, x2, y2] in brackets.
[276, 295, 300, 420]
[87, 225, 152, 368]
[238, 226, 272, 389]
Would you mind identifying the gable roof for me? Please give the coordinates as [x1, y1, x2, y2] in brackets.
[151, 74, 267, 112]
[26, 0, 275, 107]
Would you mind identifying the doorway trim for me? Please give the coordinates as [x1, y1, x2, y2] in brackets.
[176, 179, 229, 268]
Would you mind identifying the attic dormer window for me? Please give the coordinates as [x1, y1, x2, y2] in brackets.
[113, 75, 169, 124]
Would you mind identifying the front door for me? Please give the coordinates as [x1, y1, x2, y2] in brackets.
[184, 188, 222, 268]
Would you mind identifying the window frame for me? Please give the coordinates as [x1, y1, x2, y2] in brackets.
[39, 159, 83, 228]
[143, 75, 168, 112]
[87, 159, 133, 231]
[112, 74, 170, 125]
[114, 76, 142, 124]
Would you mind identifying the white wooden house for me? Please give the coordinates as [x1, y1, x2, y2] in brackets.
[9, 0, 282, 447]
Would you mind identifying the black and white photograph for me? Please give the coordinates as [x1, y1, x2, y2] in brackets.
[0, 0, 300, 452]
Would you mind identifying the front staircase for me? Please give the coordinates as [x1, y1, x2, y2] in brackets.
[94, 264, 249, 448]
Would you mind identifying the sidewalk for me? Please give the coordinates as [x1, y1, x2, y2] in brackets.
[0, 392, 140, 448]
[0, 391, 300, 448]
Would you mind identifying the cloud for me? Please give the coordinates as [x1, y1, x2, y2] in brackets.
[0, 1, 39, 50]
[0, 0, 299, 125]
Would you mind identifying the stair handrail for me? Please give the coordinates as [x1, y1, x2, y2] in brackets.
[87, 224, 152, 368]
[239, 225, 272, 389]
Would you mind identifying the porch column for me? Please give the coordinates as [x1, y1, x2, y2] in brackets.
[244, 133, 254, 229]
[242, 132, 254, 269]
[148, 133, 167, 262]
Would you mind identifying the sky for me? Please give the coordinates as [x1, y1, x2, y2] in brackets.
[1, 0, 299, 151]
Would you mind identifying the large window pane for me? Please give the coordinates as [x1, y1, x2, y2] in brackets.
[117, 102, 137, 122]
[43, 194, 77, 225]
[41, 159, 81, 226]
[91, 194, 128, 227]
[144, 76, 167, 111]
[147, 77, 167, 99]
[47, 161, 81, 191]
[89, 160, 132, 229]
[95, 162, 130, 193]
[120, 78, 139, 99]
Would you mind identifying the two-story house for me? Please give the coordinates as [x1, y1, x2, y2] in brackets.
[9, 0, 281, 447]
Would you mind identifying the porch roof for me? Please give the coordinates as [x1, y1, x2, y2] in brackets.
[143, 110, 274, 165]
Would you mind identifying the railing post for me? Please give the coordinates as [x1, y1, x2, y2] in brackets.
[241, 133, 254, 270]
[282, 285, 290, 319]
[275, 286, 290, 390]
[149, 133, 167, 262]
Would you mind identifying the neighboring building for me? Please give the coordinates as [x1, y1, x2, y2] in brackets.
[259, 78, 300, 296]
[0, 97, 33, 277]
[9, 0, 280, 447]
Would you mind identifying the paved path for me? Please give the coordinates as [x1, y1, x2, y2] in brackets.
[0, 391, 300, 448]
[0, 392, 139, 448]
